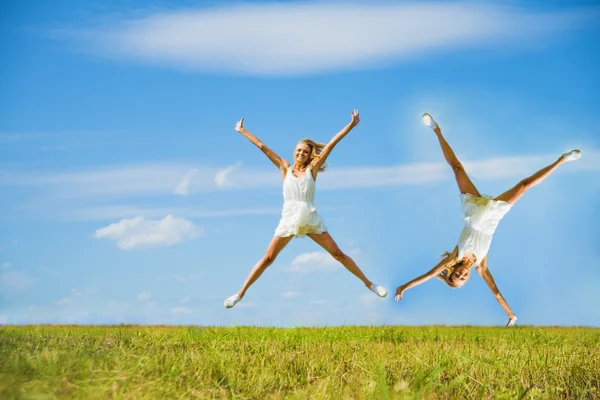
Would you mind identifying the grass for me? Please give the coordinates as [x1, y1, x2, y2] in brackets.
[1, 325, 599, 399]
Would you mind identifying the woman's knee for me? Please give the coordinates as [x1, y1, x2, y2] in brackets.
[331, 247, 346, 262]
[451, 161, 465, 174]
[261, 253, 277, 266]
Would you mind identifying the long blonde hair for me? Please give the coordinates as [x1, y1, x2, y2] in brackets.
[436, 251, 472, 288]
[298, 138, 327, 172]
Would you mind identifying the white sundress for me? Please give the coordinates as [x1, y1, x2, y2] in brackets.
[274, 167, 327, 237]
[456, 193, 512, 267]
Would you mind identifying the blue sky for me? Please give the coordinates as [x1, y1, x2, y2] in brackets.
[1, 0, 599, 326]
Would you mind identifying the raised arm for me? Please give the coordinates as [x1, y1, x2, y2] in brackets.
[311, 110, 360, 172]
[235, 118, 290, 177]
[395, 247, 459, 301]
[476, 257, 518, 327]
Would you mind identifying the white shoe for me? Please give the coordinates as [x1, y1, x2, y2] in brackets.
[369, 284, 387, 298]
[224, 294, 241, 309]
[421, 113, 438, 130]
[562, 149, 582, 162]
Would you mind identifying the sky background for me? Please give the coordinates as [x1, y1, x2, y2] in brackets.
[1, 0, 599, 327]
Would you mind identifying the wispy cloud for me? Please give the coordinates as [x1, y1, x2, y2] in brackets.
[357, 294, 380, 305]
[65, 206, 282, 221]
[59, 2, 593, 75]
[289, 252, 340, 273]
[72, 287, 99, 296]
[1, 262, 10, 269]
[0, 164, 217, 198]
[5, 152, 597, 199]
[1, 270, 35, 293]
[0, 134, 27, 144]
[215, 162, 242, 188]
[4, 151, 598, 222]
[94, 214, 202, 250]
[137, 291, 151, 301]
[153, 272, 203, 283]
[174, 168, 199, 196]
[281, 291, 300, 298]
[55, 297, 72, 307]
[172, 307, 195, 315]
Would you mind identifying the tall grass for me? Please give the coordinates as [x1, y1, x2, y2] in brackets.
[1, 325, 598, 399]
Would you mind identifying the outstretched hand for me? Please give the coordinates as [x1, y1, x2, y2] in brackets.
[506, 315, 518, 327]
[394, 285, 406, 302]
[350, 109, 360, 127]
[235, 118, 245, 132]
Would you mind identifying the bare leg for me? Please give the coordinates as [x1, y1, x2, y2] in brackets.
[432, 125, 481, 197]
[495, 155, 566, 204]
[237, 235, 294, 298]
[308, 232, 372, 288]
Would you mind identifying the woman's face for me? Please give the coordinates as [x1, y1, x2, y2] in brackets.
[449, 264, 471, 287]
[294, 142, 311, 165]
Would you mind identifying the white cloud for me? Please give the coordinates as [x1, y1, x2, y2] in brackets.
[153, 272, 203, 282]
[1, 270, 35, 293]
[172, 307, 195, 315]
[94, 214, 202, 250]
[0, 164, 217, 198]
[2, 262, 10, 269]
[62, 2, 592, 76]
[174, 168, 199, 196]
[0, 134, 26, 144]
[235, 302, 255, 309]
[4, 151, 598, 222]
[215, 162, 242, 188]
[137, 291, 151, 301]
[289, 252, 340, 273]
[66, 205, 281, 221]
[72, 287, 99, 296]
[180, 296, 191, 305]
[55, 297, 72, 307]
[357, 294, 379, 304]
[281, 291, 300, 298]
[310, 300, 327, 305]
[5, 151, 597, 203]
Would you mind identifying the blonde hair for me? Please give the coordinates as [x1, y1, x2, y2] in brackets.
[436, 251, 472, 288]
[298, 138, 327, 172]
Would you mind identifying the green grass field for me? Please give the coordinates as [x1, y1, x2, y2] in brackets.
[1, 325, 599, 399]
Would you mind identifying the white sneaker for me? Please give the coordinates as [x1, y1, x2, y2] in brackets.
[369, 284, 387, 298]
[421, 113, 438, 130]
[562, 149, 582, 162]
[224, 294, 241, 309]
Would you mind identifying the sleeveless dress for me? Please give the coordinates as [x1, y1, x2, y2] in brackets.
[274, 167, 327, 237]
[456, 193, 512, 267]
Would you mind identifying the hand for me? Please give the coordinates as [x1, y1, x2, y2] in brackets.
[506, 315, 518, 327]
[349, 109, 360, 127]
[394, 285, 407, 302]
[235, 118, 245, 132]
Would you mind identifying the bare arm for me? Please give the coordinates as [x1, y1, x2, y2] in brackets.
[311, 110, 360, 172]
[476, 257, 518, 327]
[235, 118, 290, 177]
[395, 247, 459, 301]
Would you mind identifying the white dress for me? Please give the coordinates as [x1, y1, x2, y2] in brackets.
[456, 193, 512, 267]
[274, 167, 327, 237]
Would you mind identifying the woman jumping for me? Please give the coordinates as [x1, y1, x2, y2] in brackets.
[394, 113, 582, 326]
[224, 110, 387, 309]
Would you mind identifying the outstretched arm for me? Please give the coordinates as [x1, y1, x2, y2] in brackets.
[311, 110, 360, 172]
[395, 247, 459, 301]
[476, 257, 517, 327]
[235, 118, 289, 176]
